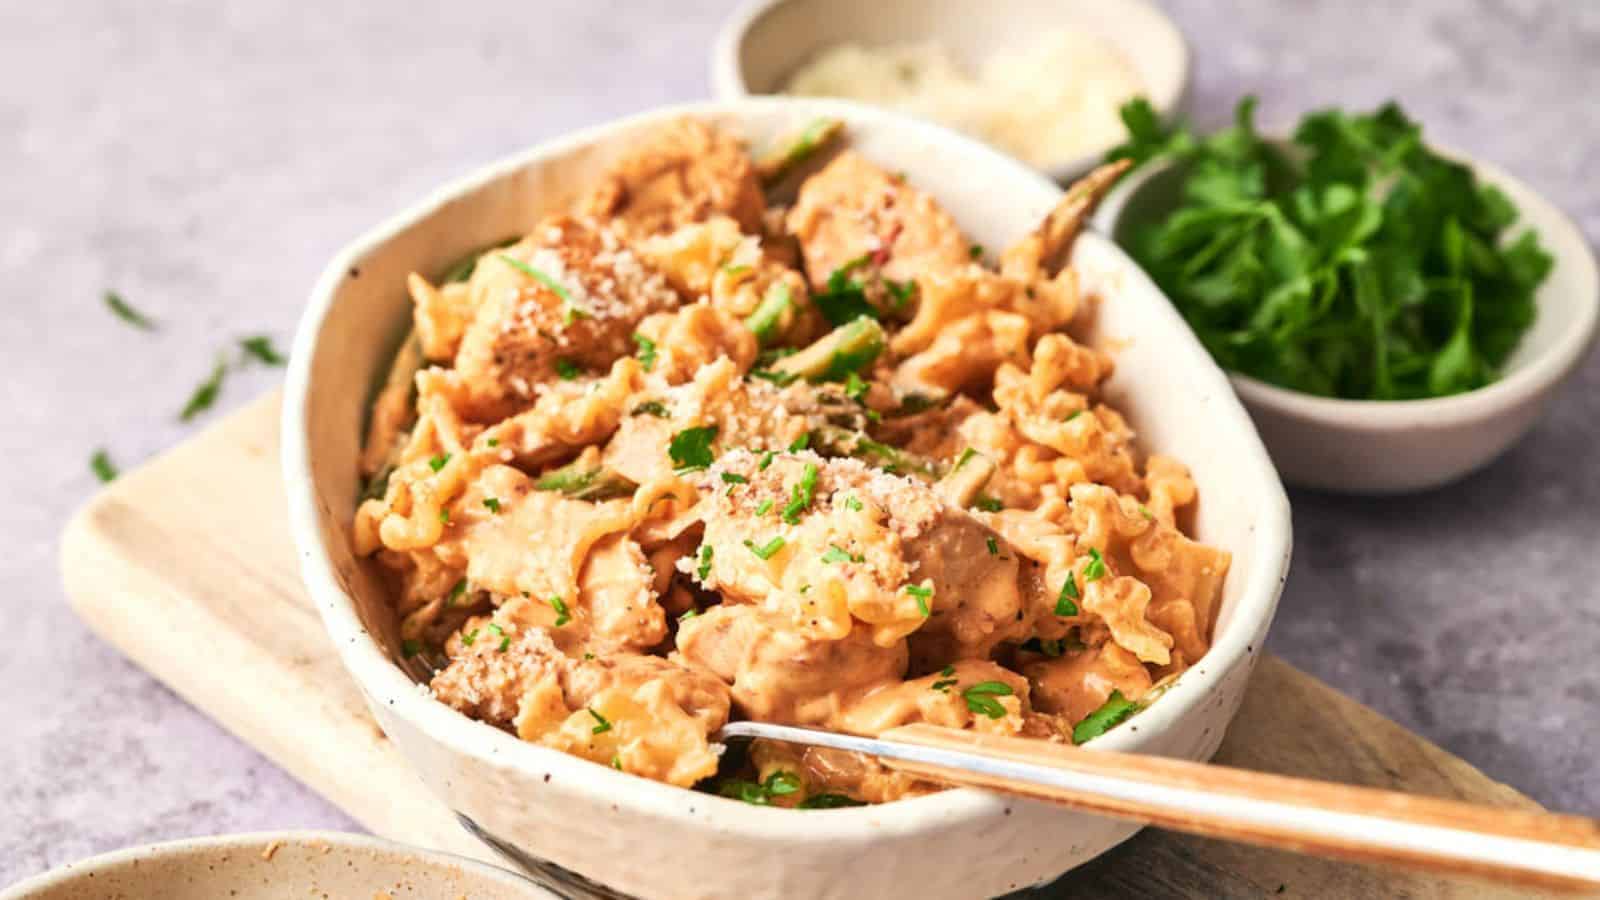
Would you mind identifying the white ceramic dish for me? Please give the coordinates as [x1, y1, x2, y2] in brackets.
[1093, 138, 1600, 495]
[283, 97, 1291, 900]
[711, 0, 1188, 182]
[0, 832, 544, 899]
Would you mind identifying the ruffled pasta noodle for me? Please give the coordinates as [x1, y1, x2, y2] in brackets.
[352, 121, 1229, 806]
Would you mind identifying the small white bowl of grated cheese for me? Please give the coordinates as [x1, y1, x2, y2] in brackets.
[712, 0, 1189, 182]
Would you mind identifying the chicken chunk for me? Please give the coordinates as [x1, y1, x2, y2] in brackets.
[582, 118, 766, 238]
[786, 151, 972, 290]
[451, 216, 682, 421]
[676, 603, 907, 727]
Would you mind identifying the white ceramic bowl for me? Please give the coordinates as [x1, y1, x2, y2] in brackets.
[711, 0, 1188, 182]
[1093, 139, 1600, 494]
[0, 832, 544, 899]
[283, 97, 1291, 900]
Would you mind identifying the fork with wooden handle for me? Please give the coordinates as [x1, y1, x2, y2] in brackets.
[717, 721, 1600, 893]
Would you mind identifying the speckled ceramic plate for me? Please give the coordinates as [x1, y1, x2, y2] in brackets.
[0, 831, 547, 900]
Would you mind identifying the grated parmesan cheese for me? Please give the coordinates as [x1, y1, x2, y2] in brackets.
[782, 30, 1143, 168]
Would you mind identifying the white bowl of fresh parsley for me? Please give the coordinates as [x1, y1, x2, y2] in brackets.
[1094, 99, 1599, 494]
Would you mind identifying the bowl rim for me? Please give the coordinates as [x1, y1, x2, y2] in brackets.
[0, 831, 541, 898]
[1093, 133, 1600, 431]
[283, 96, 1291, 846]
[708, 0, 1191, 181]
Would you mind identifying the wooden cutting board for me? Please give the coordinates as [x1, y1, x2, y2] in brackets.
[60, 392, 1560, 899]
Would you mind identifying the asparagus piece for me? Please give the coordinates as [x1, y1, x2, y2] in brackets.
[756, 117, 845, 187]
[534, 460, 638, 501]
[769, 316, 885, 384]
[744, 281, 792, 347]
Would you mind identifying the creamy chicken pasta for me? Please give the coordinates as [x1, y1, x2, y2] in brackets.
[354, 118, 1230, 808]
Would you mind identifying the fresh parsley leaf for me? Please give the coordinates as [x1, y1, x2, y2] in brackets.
[555, 358, 582, 380]
[811, 255, 879, 326]
[788, 432, 811, 452]
[973, 495, 1004, 513]
[781, 462, 819, 523]
[962, 680, 1014, 719]
[843, 495, 863, 512]
[1055, 573, 1080, 616]
[239, 335, 286, 366]
[104, 291, 156, 330]
[843, 371, 868, 401]
[745, 536, 786, 560]
[179, 359, 228, 422]
[798, 792, 864, 809]
[822, 545, 861, 564]
[1072, 690, 1140, 744]
[482, 497, 501, 513]
[764, 771, 802, 797]
[668, 425, 718, 472]
[631, 332, 657, 371]
[90, 449, 118, 483]
[428, 454, 450, 473]
[721, 472, 748, 485]
[1082, 548, 1108, 582]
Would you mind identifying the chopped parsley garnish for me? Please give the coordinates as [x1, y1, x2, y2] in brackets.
[487, 622, 509, 652]
[884, 278, 917, 310]
[696, 544, 713, 580]
[744, 536, 786, 560]
[632, 400, 669, 417]
[90, 449, 117, 483]
[843, 495, 863, 512]
[482, 497, 501, 513]
[554, 358, 582, 380]
[749, 368, 798, 387]
[1072, 690, 1139, 744]
[822, 545, 862, 564]
[668, 425, 718, 472]
[447, 578, 468, 606]
[745, 282, 792, 345]
[179, 358, 228, 422]
[718, 771, 805, 806]
[1055, 574, 1080, 617]
[612, 754, 623, 770]
[788, 432, 811, 452]
[765, 771, 802, 796]
[1063, 410, 1083, 423]
[941, 664, 956, 676]
[963, 681, 1014, 719]
[754, 499, 773, 516]
[631, 332, 657, 371]
[985, 536, 1000, 557]
[930, 676, 958, 693]
[757, 450, 776, 470]
[798, 793, 864, 809]
[461, 629, 478, 647]
[239, 335, 286, 366]
[843, 371, 868, 401]
[402, 639, 422, 658]
[811, 255, 879, 326]
[679, 608, 700, 622]
[973, 495, 1004, 513]
[486, 438, 499, 447]
[954, 447, 980, 470]
[549, 595, 571, 627]
[721, 472, 748, 485]
[1139, 505, 1155, 521]
[969, 244, 984, 259]
[1082, 547, 1108, 582]
[781, 462, 819, 523]
[428, 454, 451, 473]
[438, 508, 451, 524]
[104, 290, 156, 330]
[904, 583, 933, 616]
[587, 707, 612, 734]
[498, 254, 589, 324]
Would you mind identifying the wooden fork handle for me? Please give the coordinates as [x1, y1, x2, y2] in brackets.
[879, 724, 1600, 893]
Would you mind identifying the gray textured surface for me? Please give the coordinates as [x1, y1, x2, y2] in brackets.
[3, 0, 1596, 886]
